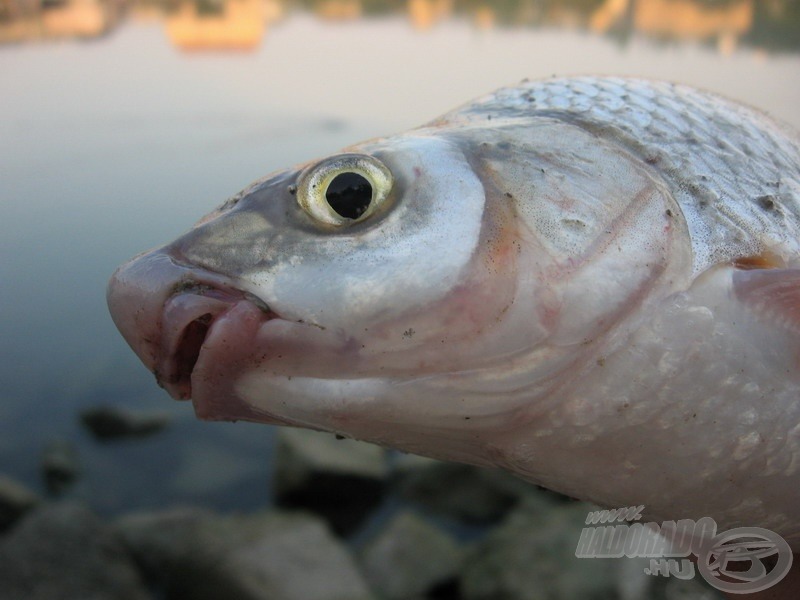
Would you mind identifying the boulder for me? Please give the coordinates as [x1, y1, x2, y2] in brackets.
[116, 507, 374, 600]
[273, 428, 388, 535]
[0, 502, 150, 600]
[357, 510, 463, 600]
[80, 405, 170, 440]
[40, 439, 80, 495]
[0, 475, 40, 532]
[392, 455, 532, 524]
[459, 492, 724, 600]
[459, 496, 620, 600]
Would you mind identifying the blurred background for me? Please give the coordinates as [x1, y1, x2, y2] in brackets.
[1, 0, 799, 547]
[1, 2, 799, 598]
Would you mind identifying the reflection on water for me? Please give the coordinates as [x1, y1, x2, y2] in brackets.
[1, 0, 798, 52]
[165, 0, 281, 51]
[0, 0, 125, 40]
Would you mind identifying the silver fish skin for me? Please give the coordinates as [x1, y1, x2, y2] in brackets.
[107, 77, 800, 550]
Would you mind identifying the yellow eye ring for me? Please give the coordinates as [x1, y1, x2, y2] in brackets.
[296, 154, 394, 227]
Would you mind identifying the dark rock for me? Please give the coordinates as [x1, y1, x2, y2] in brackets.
[0, 502, 150, 600]
[273, 428, 388, 535]
[393, 455, 532, 524]
[80, 405, 171, 440]
[460, 496, 620, 600]
[116, 507, 375, 600]
[0, 475, 40, 532]
[357, 511, 463, 600]
[41, 439, 79, 495]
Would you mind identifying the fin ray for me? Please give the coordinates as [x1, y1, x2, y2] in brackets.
[733, 268, 800, 335]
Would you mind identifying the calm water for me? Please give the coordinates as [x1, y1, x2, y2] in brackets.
[1, 0, 799, 515]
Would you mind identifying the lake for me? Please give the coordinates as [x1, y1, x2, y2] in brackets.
[1, 0, 799, 515]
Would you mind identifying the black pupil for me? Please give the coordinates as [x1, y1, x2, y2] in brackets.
[325, 172, 373, 219]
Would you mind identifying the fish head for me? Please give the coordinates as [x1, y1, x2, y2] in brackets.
[107, 120, 687, 463]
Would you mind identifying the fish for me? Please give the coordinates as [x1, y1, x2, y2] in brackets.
[107, 76, 800, 552]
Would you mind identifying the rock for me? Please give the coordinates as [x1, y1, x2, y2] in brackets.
[273, 428, 388, 535]
[80, 405, 171, 440]
[0, 475, 40, 533]
[357, 511, 463, 600]
[393, 455, 532, 524]
[41, 439, 79, 495]
[460, 496, 620, 600]
[116, 507, 375, 600]
[0, 502, 150, 600]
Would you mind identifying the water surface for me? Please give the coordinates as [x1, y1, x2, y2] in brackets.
[1, 0, 798, 514]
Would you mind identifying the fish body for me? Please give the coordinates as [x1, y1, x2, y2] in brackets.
[107, 77, 800, 549]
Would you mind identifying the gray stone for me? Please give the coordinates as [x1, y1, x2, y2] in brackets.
[0, 502, 150, 600]
[273, 428, 389, 535]
[116, 507, 375, 600]
[393, 455, 534, 524]
[80, 405, 170, 440]
[41, 438, 80, 495]
[275, 428, 389, 484]
[358, 510, 463, 600]
[460, 497, 620, 600]
[0, 474, 40, 532]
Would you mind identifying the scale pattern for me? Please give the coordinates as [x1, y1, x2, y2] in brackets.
[442, 77, 800, 273]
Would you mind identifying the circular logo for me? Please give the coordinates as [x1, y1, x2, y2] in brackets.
[697, 527, 793, 594]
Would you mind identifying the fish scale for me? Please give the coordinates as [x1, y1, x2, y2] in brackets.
[445, 77, 800, 271]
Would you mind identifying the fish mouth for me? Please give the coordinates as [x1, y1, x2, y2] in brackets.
[107, 249, 287, 422]
[159, 285, 275, 400]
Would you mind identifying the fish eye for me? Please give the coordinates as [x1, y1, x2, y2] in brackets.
[325, 172, 372, 219]
[296, 154, 393, 227]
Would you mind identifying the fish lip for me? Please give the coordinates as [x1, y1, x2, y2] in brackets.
[157, 285, 275, 400]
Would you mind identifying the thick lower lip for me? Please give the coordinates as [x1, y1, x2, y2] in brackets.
[158, 289, 273, 400]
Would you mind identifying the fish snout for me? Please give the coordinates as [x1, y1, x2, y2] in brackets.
[106, 250, 252, 400]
